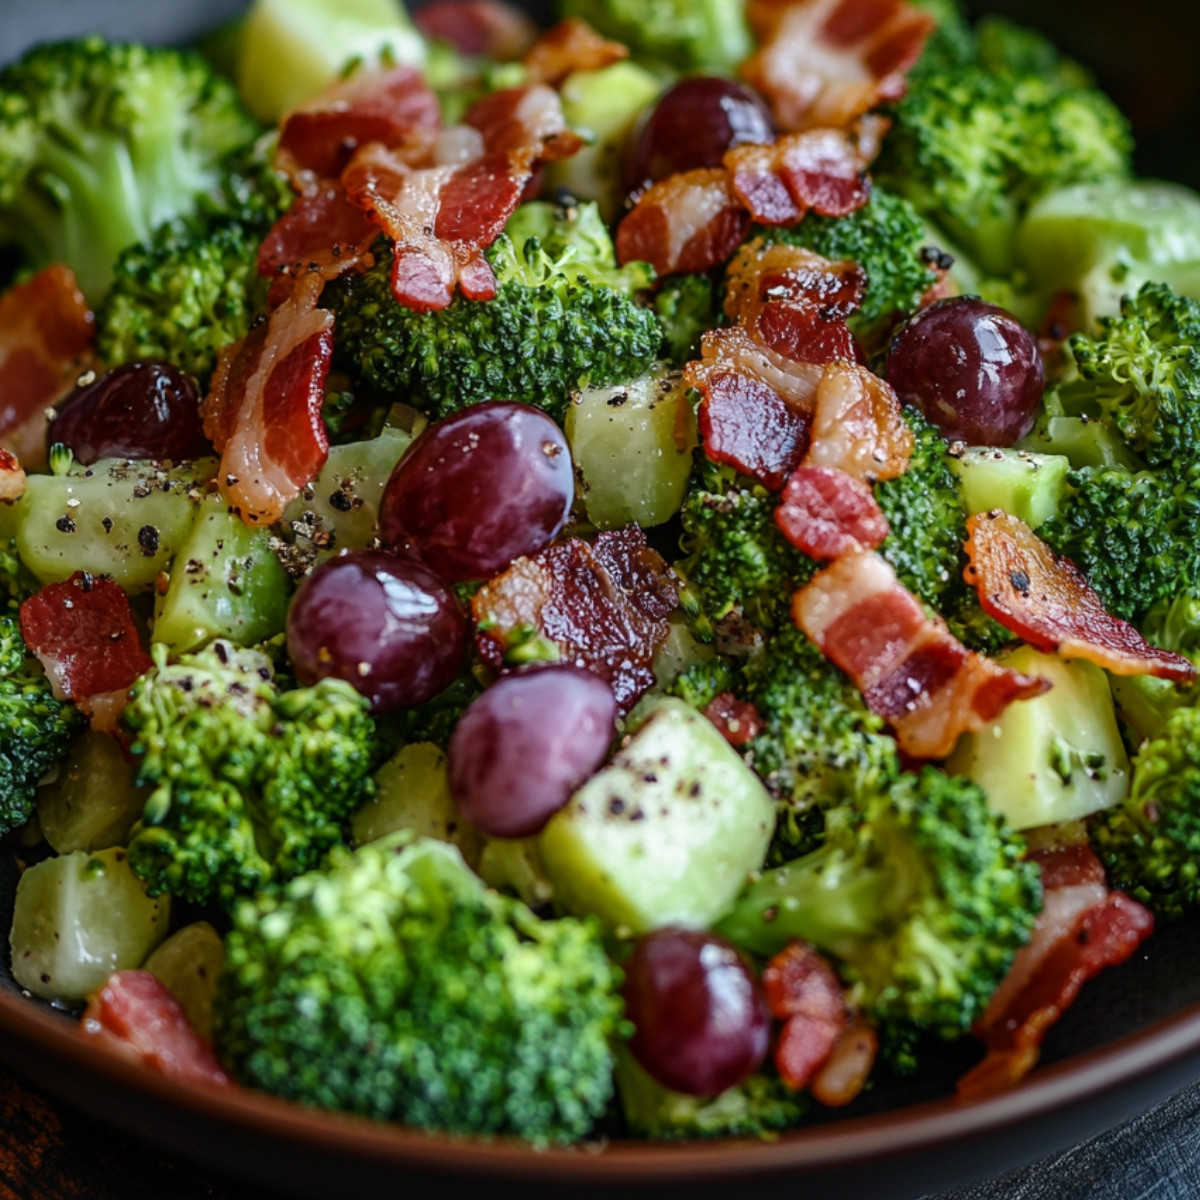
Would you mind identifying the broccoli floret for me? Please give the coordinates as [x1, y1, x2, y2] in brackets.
[972, 17, 1094, 87]
[908, 0, 975, 75]
[677, 471, 816, 633]
[876, 61, 1132, 277]
[717, 768, 1041, 1045]
[756, 188, 941, 346]
[326, 200, 660, 420]
[213, 832, 623, 1142]
[655, 272, 720, 366]
[742, 625, 899, 844]
[0, 37, 260, 302]
[1092, 702, 1200, 920]
[122, 641, 378, 907]
[557, 0, 751, 72]
[0, 614, 80, 836]
[615, 1050, 806, 1140]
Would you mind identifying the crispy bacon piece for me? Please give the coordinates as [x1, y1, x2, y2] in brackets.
[0, 265, 95, 466]
[703, 693, 764, 747]
[724, 126, 876, 225]
[803, 360, 913, 483]
[793, 550, 1050, 759]
[19, 572, 152, 710]
[276, 65, 442, 184]
[0, 447, 26, 502]
[810, 1012, 878, 1107]
[958, 845, 1154, 1100]
[616, 168, 751, 277]
[523, 18, 628, 87]
[202, 273, 334, 525]
[963, 511, 1199, 684]
[414, 0, 539, 60]
[764, 941, 847, 1090]
[83, 971, 232, 1088]
[343, 85, 582, 310]
[258, 179, 381, 284]
[776, 465, 889, 559]
[472, 527, 678, 714]
[742, 0, 935, 132]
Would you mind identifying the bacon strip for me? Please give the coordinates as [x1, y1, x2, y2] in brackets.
[725, 126, 877, 224]
[472, 527, 678, 714]
[964, 511, 1199, 684]
[776, 465, 889, 559]
[19, 573, 152, 709]
[202, 273, 334, 526]
[764, 941, 847, 1091]
[0, 447, 26, 503]
[343, 86, 582, 312]
[958, 845, 1154, 1100]
[793, 550, 1050, 759]
[276, 65, 442, 184]
[83, 971, 232, 1088]
[522, 18, 628, 87]
[742, 0, 935, 132]
[257, 179, 381, 285]
[414, 0, 539, 60]
[616, 169, 751, 278]
[703, 693, 764, 747]
[803, 360, 913, 483]
[0, 266, 95, 467]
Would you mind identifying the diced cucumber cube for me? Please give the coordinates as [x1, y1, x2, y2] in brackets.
[949, 446, 1070, 530]
[144, 921, 225, 1040]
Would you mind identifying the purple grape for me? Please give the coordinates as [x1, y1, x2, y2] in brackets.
[286, 550, 467, 711]
[48, 362, 211, 464]
[378, 402, 574, 583]
[626, 78, 776, 199]
[885, 298, 1045, 446]
[447, 666, 616, 838]
[622, 928, 770, 1097]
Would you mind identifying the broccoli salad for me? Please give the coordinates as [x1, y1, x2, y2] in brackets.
[1, 0, 1199, 1146]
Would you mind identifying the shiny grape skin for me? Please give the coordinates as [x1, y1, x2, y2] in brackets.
[47, 362, 211, 464]
[622, 928, 771, 1097]
[885, 298, 1045, 446]
[377, 402, 574, 582]
[447, 665, 617, 838]
[626, 77, 776, 199]
[286, 550, 468, 712]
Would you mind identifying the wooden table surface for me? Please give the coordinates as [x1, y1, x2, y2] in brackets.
[0, 1065, 272, 1200]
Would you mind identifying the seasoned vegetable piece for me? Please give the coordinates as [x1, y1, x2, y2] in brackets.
[10, 846, 169, 1000]
[143, 920, 225, 1041]
[949, 447, 1070, 531]
[539, 697, 774, 933]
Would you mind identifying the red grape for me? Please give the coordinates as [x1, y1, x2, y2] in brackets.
[622, 928, 770, 1097]
[885, 298, 1045, 446]
[626, 78, 776, 200]
[447, 665, 616, 838]
[286, 550, 467, 711]
[378, 402, 574, 582]
[48, 362, 211, 464]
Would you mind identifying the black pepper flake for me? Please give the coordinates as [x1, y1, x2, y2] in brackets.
[101, 516, 113, 534]
[329, 489, 353, 512]
[1009, 570, 1031, 597]
[55, 515, 76, 534]
[137, 525, 160, 557]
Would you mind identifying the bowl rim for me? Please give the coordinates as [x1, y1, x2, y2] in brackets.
[4, 978, 1200, 1183]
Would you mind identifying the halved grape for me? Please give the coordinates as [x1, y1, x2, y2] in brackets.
[378, 402, 573, 582]
[626, 77, 775, 199]
[447, 666, 616, 838]
[286, 550, 467, 711]
[622, 927, 770, 1097]
[886, 298, 1045, 446]
[48, 362, 211, 464]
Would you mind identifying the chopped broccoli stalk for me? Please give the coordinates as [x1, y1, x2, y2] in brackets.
[558, 0, 752, 72]
[756, 188, 941, 346]
[615, 1049, 806, 1139]
[1092, 702, 1200, 920]
[716, 768, 1041, 1044]
[655, 272, 720, 366]
[0, 36, 260, 302]
[876, 55, 1132, 277]
[123, 641, 379, 907]
[213, 832, 623, 1142]
[0, 614, 81, 837]
[742, 625, 899, 847]
[326, 200, 661, 419]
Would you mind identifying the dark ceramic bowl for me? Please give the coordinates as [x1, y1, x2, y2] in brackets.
[2, 3, 1200, 1198]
